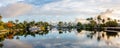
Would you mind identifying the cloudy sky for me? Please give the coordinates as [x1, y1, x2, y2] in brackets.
[0, 0, 120, 22]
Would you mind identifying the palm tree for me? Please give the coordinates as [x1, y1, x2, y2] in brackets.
[107, 18, 111, 21]
[97, 15, 102, 29]
[97, 15, 102, 24]
[102, 19, 105, 24]
[15, 19, 19, 29]
[0, 15, 2, 21]
[23, 21, 27, 28]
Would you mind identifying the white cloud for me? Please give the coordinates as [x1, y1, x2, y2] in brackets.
[0, 0, 24, 6]
[1, 0, 120, 21]
[38, 0, 120, 19]
[3, 39, 33, 48]
[26, 0, 101, 17]
[0, 2, 32, 18]
[25, 0, 119, 16]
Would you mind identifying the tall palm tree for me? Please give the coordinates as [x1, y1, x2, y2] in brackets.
[15, 19, 19, 29]
[97, 15, 102, 29]
[107, 18, 111, 21]
[0, 16, 2, 21]
[97, 15, 102, 24]
[102, 19, 105, 24]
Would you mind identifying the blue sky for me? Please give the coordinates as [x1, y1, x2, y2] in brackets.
[0, 0, 120, 22]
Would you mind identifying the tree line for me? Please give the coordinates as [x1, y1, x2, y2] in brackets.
[0, 15, 118, 31]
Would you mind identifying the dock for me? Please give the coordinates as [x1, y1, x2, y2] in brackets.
[104, 27, 120, 32]
[104, 27, 120, 30]
[104, 30, 120, 32]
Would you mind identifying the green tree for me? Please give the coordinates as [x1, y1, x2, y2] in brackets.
[77, 22, 82, 27]
[29, 21, 35, 26]
[105, 21, 118, 27]
[107, 18, 111, 21]
[0, 16, 2, 20]
[86, 17, 93, 21]
[86, 17, 97, 29]
[90, 20, 97, 27]
[0, 15, 4, 30]
[102, 19, 105, 24]
[76, 22, 82, 29]
[15, 19, 19, 29]
[58, 21, 64, 27]
[97, 15, 102, 24]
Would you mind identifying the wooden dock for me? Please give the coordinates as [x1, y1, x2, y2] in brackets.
[104, 30, 120, 32]
[104, 27, 120, 32]
[104, 27, 120, 30]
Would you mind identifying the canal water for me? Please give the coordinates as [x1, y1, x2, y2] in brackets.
[0, 28, 120, 48]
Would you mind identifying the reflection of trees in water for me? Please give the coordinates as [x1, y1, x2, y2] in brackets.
[76, 28, 82, 33]
[87, 31, 96, 39]
[0, 28, 119, 48]
[86, 31, 118, 41]
[13, 30, 50, 38]
[0, 37, 5, 42]
[97, 32, 101, 41]
[58, 28, 63, 34]
[0, 37, 4, 48]
[0, 33, 12, 48]
[106, 32, 118, 39]
[0, 31, 19, 48]
[0, 42, 3, 48]
[57, 28, 73, 34]
[16, 36, 20, 39]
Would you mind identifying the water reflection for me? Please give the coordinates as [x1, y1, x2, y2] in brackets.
[57, 28, 72, 34]
[76, 28, 82, 33]
[106, 32, 118, 39]
[86, 31, 119, 41]
[0, 28, 120, 48]
[3, 39, 33, 48]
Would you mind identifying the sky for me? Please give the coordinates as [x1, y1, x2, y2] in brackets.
[0, 0, 120, 22]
